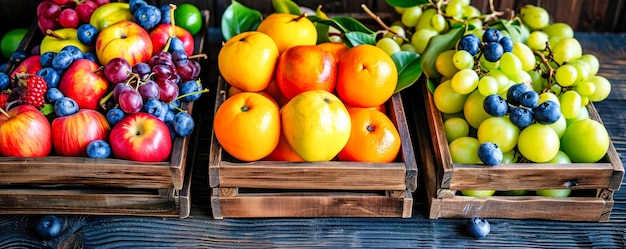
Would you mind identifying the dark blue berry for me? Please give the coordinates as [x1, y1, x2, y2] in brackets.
[506, 84, 530, 106]
[533, 100, 561, 124]
[483, 42, 504, 62]
[483, 94, 509, 117]
[509, 106, 534, 129]
[478, 142, 503, 165]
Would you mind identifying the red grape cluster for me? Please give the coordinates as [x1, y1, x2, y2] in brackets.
[36, 0, 110, 34]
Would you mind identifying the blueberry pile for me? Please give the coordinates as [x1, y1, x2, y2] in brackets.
[457, 28, 513, 62]
[483, 83, 561, 129]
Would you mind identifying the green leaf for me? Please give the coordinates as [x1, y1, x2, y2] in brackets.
[221, 0, 262, 41]
[392, 51, 421, 93]
[421, 27, 464, 82]
[427, 77, 437, 94]
[344, 32, 375, 47]
[314, 23, 331, 44]
[40, 103, 54, 116]
[332, 17, 375, 34]
[385, 0, 429, 8]
[308, 15, 348, 33]
[272, 0, 301, 15]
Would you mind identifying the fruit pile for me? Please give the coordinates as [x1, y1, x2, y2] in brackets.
[215, 2, 405, 163]
[0, 0, 207, 162]
[384, 0, 612, 197]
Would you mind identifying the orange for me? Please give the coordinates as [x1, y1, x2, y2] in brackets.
[317, 42, 348, 62]
[336, 44, 398, 108]
[263, 78, 290, 107]
[276, 45, 337, 100]
[218, 31, 279, 92]
[346, 103, 387, 116]
[213, 92, 281, 161]
[227, 85, 244, 98]
[338, 108, 401, 163]
[256, 13, 317, 54]
[263, 132, 305, 162]
[281, 90, 351, 162]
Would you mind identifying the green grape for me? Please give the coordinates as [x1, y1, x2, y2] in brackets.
[464, 90, 491, 128]
[445, 0, 463, 18]
[412, 29, 439, 54]
[586, 75, 611, 102]
[416, 8, 438, 30]
[538, 91, 560, 105]
[461, 190, 496, 197]
[548, 114, 567, 138]
[478, 76, 499, 96]
[508, 70, 531, 85]
[517, 123, 560, 163]
[575, 81, 596, 96]
[542, 22, 574, 39]
[394, 7, 405, 14]
[401, 6, 423, 27]
[555, 64, 578, 87]
[565, 106, 588, 127]
[520, 4, 550, 30]
[383, 25, 407, 45]
[501, 149, 520, 164]
[433, 80, 469, 114]
[545, 150, 572, 164]
[569, 60, 591, 84]
[477, 116, 520, 153]
[444, 117, 470, 143]
[457, 0, 471, 6]
[529, 70, 547, 92]
[442, 111, 465, 122]
[499, 52, 523, 78]
[581, 95, 589, 106]
[487, 69, 510, 88]
[512, 42, 536, 71]
[553, 37, 582, 65]
[536, 189, 571, 198]
[526, 31, 549, 51]
[468, 28, 484, 41]
[451, 69, 479, 94]
[376, 37, 401, 56]
[479, 54, 500, 71]
[452, 50, 474, 70]
[504, 190, 529, 196]
[435, 50, 460, 78]
[462, 5, 481, 19]
[430, 13, 447, 32]
[561, 118, 610, 163]
[560, 90, 582, 119]
[466, 18, 483, 30]
[449, 136, 482, 164]
[580, 54, 600, 77]
[400, 43, 417, 53]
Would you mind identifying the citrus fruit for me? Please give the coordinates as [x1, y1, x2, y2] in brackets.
[214, 92, 281, 162]
[317, 41, 348, 61]
[276, 45, 337, 100]
[281, 90, 351, 162]
[337, 108, 401, 163]
[174, 3, 202, 36]
[218, 31, 279, 92]
[263, 132, 305, 162]
[256, 13, 317, 54]
[336, 44, 398, 108]
[263, 79, 290, 107]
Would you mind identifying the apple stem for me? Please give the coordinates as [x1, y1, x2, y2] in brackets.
[169, 4, 177, 37]
[0, 107, 9, 119]
[46, 29, 65, 40]
[188, 54, 208, 60]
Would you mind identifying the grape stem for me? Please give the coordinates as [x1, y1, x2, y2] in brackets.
[360, 4, 409, 42]
[533, 43, 559, 92]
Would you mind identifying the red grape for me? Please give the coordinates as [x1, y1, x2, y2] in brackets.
[118, 89, 143, 114]
[158, 81, 179, 103]
[75, 2, 97, 24]
[113, 83, 133, 102]
[138, 79, 161, 100]
[59, 8, 79, 28]
[104, 58, 132, 84]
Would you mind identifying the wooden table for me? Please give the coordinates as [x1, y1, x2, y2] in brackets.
[1, 32, 625, 248]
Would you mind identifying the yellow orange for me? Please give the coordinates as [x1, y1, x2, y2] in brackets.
[338, 108, 401, 162]
[256, 13, 317, 54]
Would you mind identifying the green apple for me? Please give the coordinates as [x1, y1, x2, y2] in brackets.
[461, 190, 496, 197]
[1, 28, 28, 59]
[40, 28, 92, 55]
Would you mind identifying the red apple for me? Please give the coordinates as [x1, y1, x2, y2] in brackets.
[109, 112, 172, 162]
[10, 55, 43, 79]
[95, 20, 153, 66]
[0, 105, 52, 157]
[51, 109, 110, 157]
[58, 59, 109, 110]
[149, 23, 194, 56]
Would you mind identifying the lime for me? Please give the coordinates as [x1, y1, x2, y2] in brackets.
[174, 3, 202, 36]
[1, 28, 28, 59]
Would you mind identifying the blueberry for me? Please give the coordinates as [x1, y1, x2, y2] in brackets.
[520, 90, 539, 108]
[10, 50, 28, 62]
[457, 34, 481, 56]
[483, 42, 504, 62]
[482, 28, 502, 43]
[0, 72, 9, 90]
[46, 87, 64, 103]
[498, 36, 513, 53]
[37, 67, 61, 88]
[134, 5, 161, 30]
[36, 215, 63, 239]
[129, 0, 148, 12]
[172, 111, 194, 137]
[168, 37, 185, 53]
[478, 142, 503, 165]
[0, 63, 6, 72]
[483, 94, 509, 117]
[86, 139, 111, 159]
[163, 110, 175, 123]
[83, 52, 98, 63]
[509, 106, 534, 129]
[54, 97, 79, 117]
[179, 80, 201, 102]
[168, 99, 180, 111]
[533, 100, 561, 124]
[52, 50, 73, 70]
[61, 45, 84, 61]
[466, 217, 491, 238]
[40, 52, 57, 67]
[77, 23, 99, 46]
[506, 83, 530, 106]
[160, 4, 171, 24]
[106, 108, 125, 126]
[142, 98, 167, 120]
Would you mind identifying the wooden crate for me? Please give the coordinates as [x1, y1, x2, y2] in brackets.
[413, 82, 624, 222]
[209, 77, 417, 219]
[0, 10, 211, 218]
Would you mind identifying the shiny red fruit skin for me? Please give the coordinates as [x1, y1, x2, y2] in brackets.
[51, 109, 110, 157]
[0, 105, 52, 157]
[149, 24, 194, 56]
[109, 112, 172, 162]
